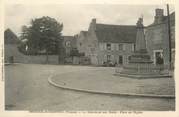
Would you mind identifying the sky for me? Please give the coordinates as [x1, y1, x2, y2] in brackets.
[5, 4, 175, 36]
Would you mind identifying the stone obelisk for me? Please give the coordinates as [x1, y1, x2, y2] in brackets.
[129, 17, 152, 63]
[117, 17, 153, 78]
[135, 17, 146, 51]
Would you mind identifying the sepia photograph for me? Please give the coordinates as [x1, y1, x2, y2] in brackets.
[3, 3, 175, 112]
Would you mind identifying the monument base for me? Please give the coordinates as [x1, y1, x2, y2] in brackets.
[116, 49, 171, 78]
[115, 64, 171, 78]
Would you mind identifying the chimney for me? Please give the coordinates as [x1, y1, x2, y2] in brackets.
[154, 8, 164, 24]
[156, 8, 164, 17]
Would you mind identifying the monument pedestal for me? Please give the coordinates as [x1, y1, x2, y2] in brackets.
[116, 49, 171, 78]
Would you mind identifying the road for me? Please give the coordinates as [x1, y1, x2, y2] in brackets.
[5, 64, 175, 111]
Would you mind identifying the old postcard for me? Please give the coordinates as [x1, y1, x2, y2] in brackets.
[0, 0, 178, 117]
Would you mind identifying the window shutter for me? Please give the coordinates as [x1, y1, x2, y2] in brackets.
[123, 44, 125, 51]
[116, 44, 119, 51]
[111, 43, 114, 50]
[104, 43, 107, 50]
[103, 43, 105, 50]
[113, 44, 116, 50]
[104, 55, 107, 62]
[111, 55, 114, 62]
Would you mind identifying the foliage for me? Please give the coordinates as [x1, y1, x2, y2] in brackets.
[19, 16, 63, 55]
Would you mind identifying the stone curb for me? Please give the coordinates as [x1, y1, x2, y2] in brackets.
[48, 75, 175, 99]
[5, 63, 13, 65]
[114, 73, 172, 79]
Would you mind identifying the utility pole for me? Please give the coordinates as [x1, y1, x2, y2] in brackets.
[167, 4, 172, 69]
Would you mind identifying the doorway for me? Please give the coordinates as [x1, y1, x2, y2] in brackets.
[154, 50, 164, 65]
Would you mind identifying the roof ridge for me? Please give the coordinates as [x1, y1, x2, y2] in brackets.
[4, 28, 20, 44]
[62, 36, 74, 37]
[96, 23, 136, 27]
[81, 30, 87, 32]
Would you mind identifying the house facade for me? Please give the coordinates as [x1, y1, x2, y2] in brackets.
[145, 9, 175, 67]
[77, 19, 136, 65]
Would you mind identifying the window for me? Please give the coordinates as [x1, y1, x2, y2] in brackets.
[107, 55, 111, 62]
[118, 44, 123, 50]
[107, 43, 111, 50]
[65, 41, 71, 47]
[119, 55, 123, 64]
[128, 56, 131, 63]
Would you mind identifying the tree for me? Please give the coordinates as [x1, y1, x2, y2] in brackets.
[20, 16, 63, 63]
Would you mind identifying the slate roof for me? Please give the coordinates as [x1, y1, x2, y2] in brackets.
[95, 24, 137, 43]
[4, 29, 20, 44]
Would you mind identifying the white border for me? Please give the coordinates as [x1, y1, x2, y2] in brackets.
[0, 0, 178, 117]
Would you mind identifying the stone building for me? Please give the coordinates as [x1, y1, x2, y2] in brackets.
[62, 36, 83, 64]
[4, 29, 24, 63]
[145, 9, 175, 67]
[77, 19, 137, 65]
[62, 36, 77, 57]
[76, 31, 88, 55]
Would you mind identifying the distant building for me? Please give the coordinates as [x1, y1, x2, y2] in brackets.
[4, 29, 24, 63]
[62, 36, 77, 57]
[145, 9, 175, 67]
[76, 31, 88, 55]
[76, 9, 175, 67]
[76, 19, 136, 65]
[62, 36, 81, 64]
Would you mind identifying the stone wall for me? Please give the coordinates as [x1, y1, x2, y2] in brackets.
[145, 10, 175, 67]
[84, 31, 99, 65]
[5, 44, 59, 64]
[145, 22, 174, 66]
[76, 31, 88, 54]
